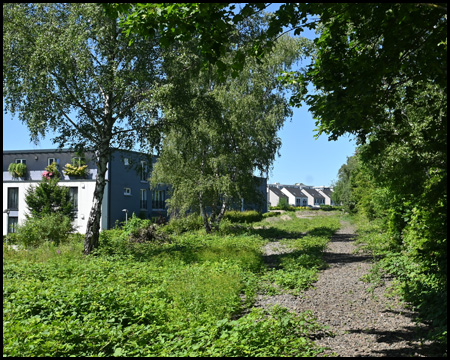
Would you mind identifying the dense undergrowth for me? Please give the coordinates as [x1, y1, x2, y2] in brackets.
[3, 211, 341, 357]
[351, 214, 447, 350]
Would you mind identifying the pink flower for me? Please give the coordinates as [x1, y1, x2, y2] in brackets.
[42, 170, 53, 179]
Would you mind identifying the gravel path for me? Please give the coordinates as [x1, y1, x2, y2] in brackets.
[254, 216, 440, 357]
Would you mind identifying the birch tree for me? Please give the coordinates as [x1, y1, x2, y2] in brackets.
[151, 19, 310, 232]
[3, 3, 162, 254]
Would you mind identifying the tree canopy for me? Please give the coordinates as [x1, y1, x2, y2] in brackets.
[151, 16, 309, 232]
[3, 3, 163, 254]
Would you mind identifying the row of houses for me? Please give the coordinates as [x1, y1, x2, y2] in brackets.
[268, 183, 336, 208]
[3, 148, 267, 235]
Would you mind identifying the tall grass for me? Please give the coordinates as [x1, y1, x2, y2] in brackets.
[3, 211, 342, 357]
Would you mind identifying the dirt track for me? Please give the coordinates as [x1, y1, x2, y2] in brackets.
[254, 214, 441, 357]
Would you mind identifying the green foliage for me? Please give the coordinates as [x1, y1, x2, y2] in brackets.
[3, 3, 163, 254]
[3, 210, 340, 356]
[63, 163, 88, 177]
[224, 210, 263, 224]
[256, 214, 340, 295]
[43, 162, 61, 179]
[15, 213, 75, 248]
[160, 214, 205, 235]
[150, 18, 308, 233]
[277, 197, 290, 210]
[319, 204, 342, 211]
[25, 177, 75, 221]
[269, 205, 310, 211]
[63, 154, 89, 177]
[8, 163, 27, 178]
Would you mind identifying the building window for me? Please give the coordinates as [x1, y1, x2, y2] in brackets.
[124, 158, 129, 166]
[140, 189, 148, 209]
[48, 158, 56, 166]
[69, 187, 78, 210]
[302, 199, 307, 206]
[7, 188, 19, 210]
[124, 187, 131, 196]
[141, 161, 148, 182]
[8, 217, 18, 234]
[152, 190, 165, 209]
[296, 198, 301, 206]
[15, 159, 26, 164]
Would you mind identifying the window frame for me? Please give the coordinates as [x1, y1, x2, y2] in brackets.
[140, 189, 148, 210]
[140, 161, 148, 182]
[7, 217, 18, 234]
[7, 187, 19, 210]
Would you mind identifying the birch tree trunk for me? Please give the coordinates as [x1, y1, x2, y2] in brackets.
[83, 143, 110, 255]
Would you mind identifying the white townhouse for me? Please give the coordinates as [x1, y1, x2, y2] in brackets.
[281, 186, 309, 207]
[268, 186, 289, 207]
[300, 188, 326, 208]
[315, 187, 335, 206]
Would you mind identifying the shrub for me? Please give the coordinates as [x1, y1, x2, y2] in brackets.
[15, 213, 74, 247]
[224, 210, 263, 224]
[278, 197, 290, 210]
[25, 177, 75, 220]
[161, 214, 204, 234]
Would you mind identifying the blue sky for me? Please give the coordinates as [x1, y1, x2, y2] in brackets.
[3, 4, 356, 187]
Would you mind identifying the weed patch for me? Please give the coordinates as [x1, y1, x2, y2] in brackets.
[3, 212, 342, 356]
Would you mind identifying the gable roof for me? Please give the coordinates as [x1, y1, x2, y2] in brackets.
[283, 186, 308, 198]
[318, 188, 333, 198]
[269, 187, 288, 199]
[302, 188, 325, 198]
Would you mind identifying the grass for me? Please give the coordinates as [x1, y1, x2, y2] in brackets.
[3, 211, 342, 357]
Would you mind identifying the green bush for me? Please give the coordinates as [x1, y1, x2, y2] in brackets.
[319, 205, 342, 211]
[161, 214, 204, 234]
[15, 213, 74, 247]
[224, 210, 263, 224]
[278, 197, 290, 210]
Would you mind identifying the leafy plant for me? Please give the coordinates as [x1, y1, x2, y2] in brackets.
[224, 210, 262, 224]
[8, 162, 27, 178]
[63, 163, 88, 177]
[25, 177, 75, 220]
[4, 212, 345, 356]
[43, 162, 60, 179]
[15, 213, 74, 247]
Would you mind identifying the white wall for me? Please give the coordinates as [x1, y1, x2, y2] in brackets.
[280, 188, 296, 206]
[3, 180, 98, 235]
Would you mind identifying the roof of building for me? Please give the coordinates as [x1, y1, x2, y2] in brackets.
[269, 187, 288, 199]
[318, 188, 333, 198]
[302, 188, 325, 198]
[283, 186, 308, 198]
